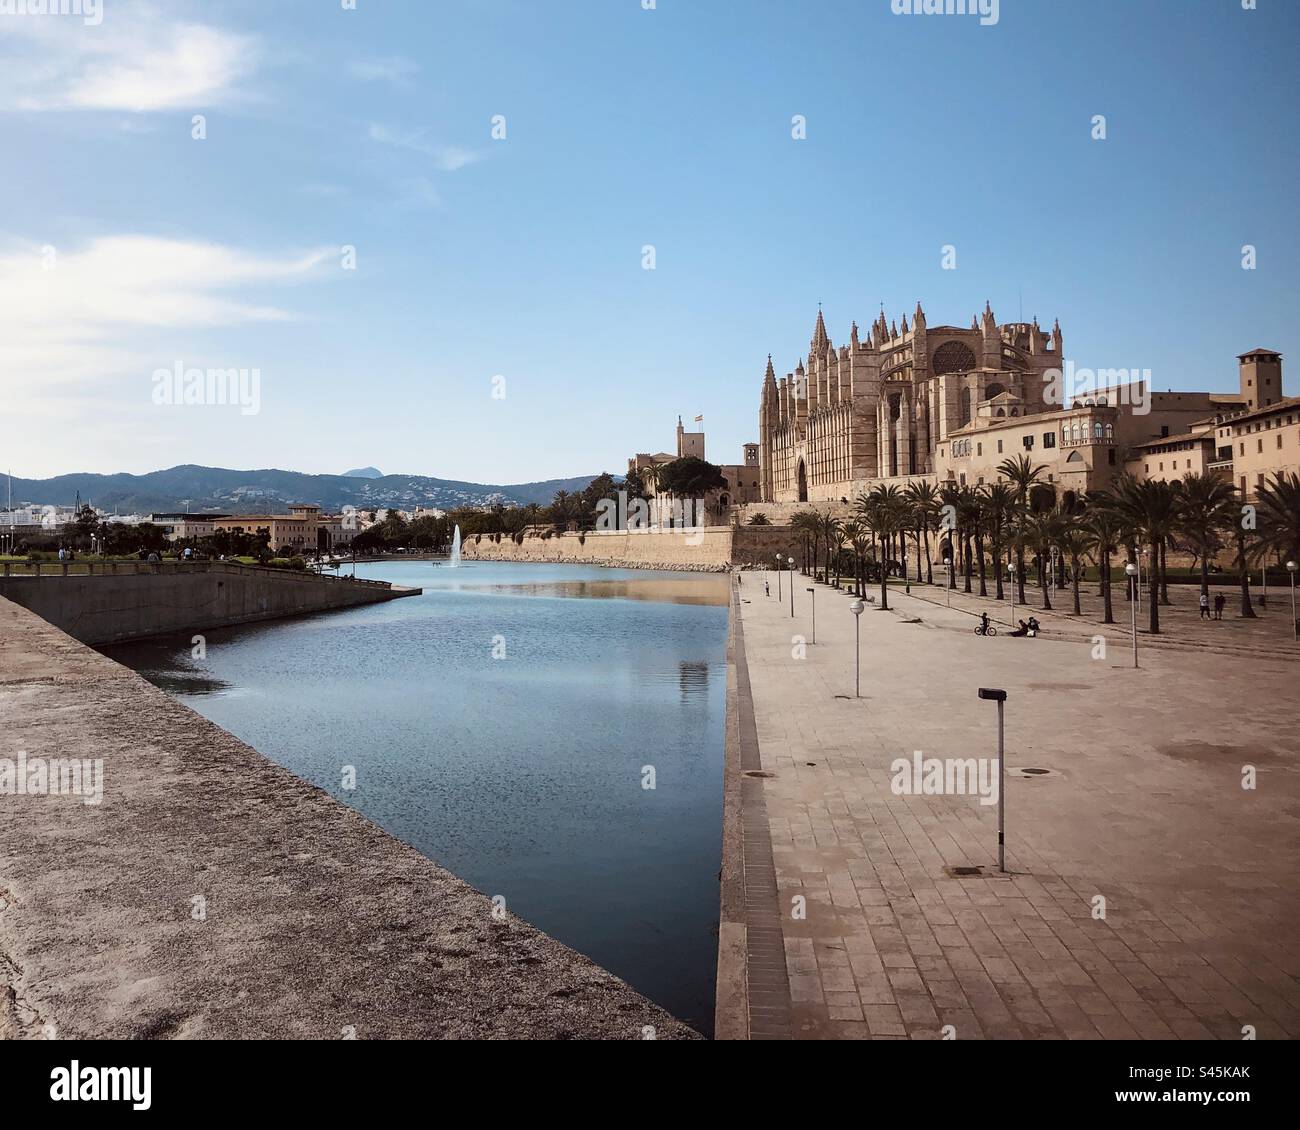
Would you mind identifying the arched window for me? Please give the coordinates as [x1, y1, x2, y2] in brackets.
[995, 408, 1005, 418]
[1105, 423, 1114, 439]
[1094, 421, 1104, 439]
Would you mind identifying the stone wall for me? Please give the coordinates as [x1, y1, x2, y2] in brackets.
[461, 527, 735, 570]
[460, 526, 810, 571]
[0, 561, 418, 645]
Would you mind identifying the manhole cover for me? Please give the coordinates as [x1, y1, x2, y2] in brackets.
[743, 770, 775, 779]
[945, 865, 984, 878]
[1008, 767, 1059, 779]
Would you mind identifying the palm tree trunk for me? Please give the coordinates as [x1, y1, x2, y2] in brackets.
[1016, 546, 1026, 603]
[914, 531, 923, 583]
[994, 544, 1005, 600]
[924, 527, 933, 584]
[1041, 555, 1052, 610]
[878, 537, 889, 610]
[1148, 538, 1160, 633]
[1102, 550, 1114, 623]
[975, 533, 987, 597]
[963, 532, 973, 594]
[1159, 539, 1170, 606]
[1237, 528, 1256, 618]
[1071, 559, 1081, 615]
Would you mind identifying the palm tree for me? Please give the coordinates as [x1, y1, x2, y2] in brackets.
[996, 454, 1048, 603]
[981, 482, 1016, 601]
[905, 480, 940, 584]
[1252, 471, 1300, 566]
[840, 519, 867, 596]
[856, 485, 906, 611]
[790, 510, 818, 575]
[1083, 503, 1124, 624]
[1176, 472, 1237, 602]
[1024, 510, 1066, 610]
[956, 485, 984, 596]
[1109, 474, 1180, 633]
[938, 481, 961, 590]
[1058, 525, 1091, 616]
[819, 514, 844, 583]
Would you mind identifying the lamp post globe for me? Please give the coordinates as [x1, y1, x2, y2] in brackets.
[1125, 563, 1139, 667]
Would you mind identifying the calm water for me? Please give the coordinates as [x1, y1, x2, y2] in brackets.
[104, 561, 729, 1034]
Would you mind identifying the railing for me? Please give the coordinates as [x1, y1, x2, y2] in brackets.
[0, 559, 395, 589]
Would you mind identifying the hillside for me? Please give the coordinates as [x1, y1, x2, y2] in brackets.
[5, 465, 600, 514]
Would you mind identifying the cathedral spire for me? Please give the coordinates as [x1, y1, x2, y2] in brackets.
[811, 306, 829, 356]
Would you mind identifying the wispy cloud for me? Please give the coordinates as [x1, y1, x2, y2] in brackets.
[0, 235, 331, 387]
[367, 123, 485, 172]
[0, 5, 259, 112]
[348, 56, 418, 88]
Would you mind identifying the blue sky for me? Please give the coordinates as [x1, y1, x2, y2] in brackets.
[2, 0, 1298, 485]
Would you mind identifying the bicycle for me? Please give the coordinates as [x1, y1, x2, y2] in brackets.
[974, 623, 997, 637]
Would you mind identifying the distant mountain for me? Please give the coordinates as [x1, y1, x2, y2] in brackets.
[4, 465, 600, 515]
[342, 466, 384, 479]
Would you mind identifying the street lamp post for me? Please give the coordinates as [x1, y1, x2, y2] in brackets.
[777, 556, 783, 602]
[903, 550, 911, 595]
[944, 557, 952, 607]
[789, 558, 795, 617]
[1288, 560, 1297, 641]
[1008, 561, 1016, 626]
[850, 598, 864, 697]
[1125, 562, 1139, 668]
[978, 687, 1008, 873]
[806, 587, 815, 644]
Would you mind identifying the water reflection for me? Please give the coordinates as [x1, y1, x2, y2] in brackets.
[103, 561, 728, 1035]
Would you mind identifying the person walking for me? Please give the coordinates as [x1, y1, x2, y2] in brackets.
[765, 580, 770, 597]
[1213, 592, 1225, 620]
[1199, 592, 1210, 620]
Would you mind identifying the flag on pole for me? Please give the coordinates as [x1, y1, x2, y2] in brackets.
[693, 414, 703, 423]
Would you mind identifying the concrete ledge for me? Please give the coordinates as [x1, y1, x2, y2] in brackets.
[0, 562, 419, 646]
[0, 596, 698, 1040]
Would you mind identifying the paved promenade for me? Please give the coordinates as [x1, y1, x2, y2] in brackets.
[724, 571, 1300, 1040]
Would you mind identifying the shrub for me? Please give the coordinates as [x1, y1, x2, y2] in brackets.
[748, 513, 771, 526]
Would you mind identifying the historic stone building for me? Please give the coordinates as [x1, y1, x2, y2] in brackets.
[758, 304, 1064, 502]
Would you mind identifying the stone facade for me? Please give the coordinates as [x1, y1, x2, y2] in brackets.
[759, 305, 1064, 502]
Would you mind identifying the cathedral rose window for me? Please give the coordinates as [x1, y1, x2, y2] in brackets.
[931, 341, 977, 376]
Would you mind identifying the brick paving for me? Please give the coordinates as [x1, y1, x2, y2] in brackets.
[730, 571, 1300, 1040]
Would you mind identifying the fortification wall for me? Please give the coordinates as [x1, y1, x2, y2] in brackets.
[0, 562, 417, 645]
[460, 526, 809, 571]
